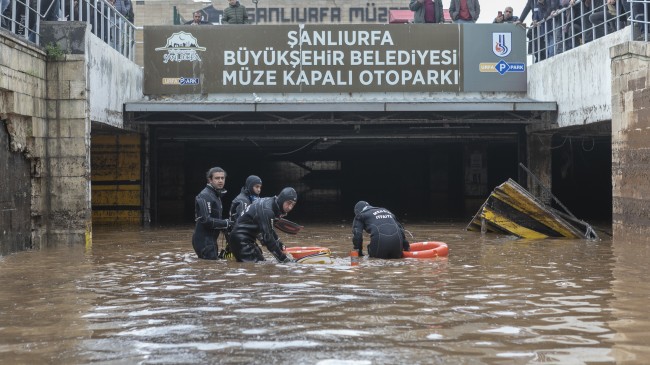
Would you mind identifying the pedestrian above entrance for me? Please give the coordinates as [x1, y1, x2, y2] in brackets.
[229, 187, 298, 263]
[449, 0, 481, 23]
[352, 201, 410, 259]
[192, 167, 230, 260]
[229, 175, 262, 221]
[494, 6, 519, 23]
[222, 0, 248, 24]
[187, 11, 209, 25]
[409, 0, 444, 23]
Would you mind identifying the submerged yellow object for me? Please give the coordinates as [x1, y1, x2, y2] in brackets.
[467, 179, 596, 240]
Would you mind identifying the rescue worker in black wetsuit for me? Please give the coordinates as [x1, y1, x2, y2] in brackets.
[229, 187, 297, 263]
[191, 167, 230, 260]
[229, 175, 262, 221]
[352, 201, 410, 259]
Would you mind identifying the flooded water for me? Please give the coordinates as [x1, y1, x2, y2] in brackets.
[1, 223, 649, 364]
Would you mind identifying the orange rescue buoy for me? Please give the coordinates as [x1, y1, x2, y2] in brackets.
[403, 241, 449, 258]
[284, 246, 331, 260]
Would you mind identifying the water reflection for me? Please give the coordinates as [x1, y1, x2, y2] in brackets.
[1, 223, 649, 364]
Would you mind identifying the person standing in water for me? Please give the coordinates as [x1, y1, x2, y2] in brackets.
[229, 175, 262, 221]
[229, 187, 297, 263]
[220, 174, 262, 259]
[351, 201, 410, 259]
[192, 167, 230, 259]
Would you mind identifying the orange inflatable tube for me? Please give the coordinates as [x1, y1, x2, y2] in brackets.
[284, 246, 331, 260]
[403, 241, 449, 258]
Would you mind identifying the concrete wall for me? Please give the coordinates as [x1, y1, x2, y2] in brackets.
[528, 29, 630, 128]
[0, 36, 39, 255]
[0, 32, 49, 253]
[1, 23, 144, 254]
[131, 0, 422, 66]
[135, 0, 409, 26]
[42, 22, 144, 129]
[86, 32, 143, 128]
[611, 41, 650, 242]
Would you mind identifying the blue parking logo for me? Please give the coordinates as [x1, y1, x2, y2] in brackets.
[495, 60, 525, 75]
[180, 77, 200, 85]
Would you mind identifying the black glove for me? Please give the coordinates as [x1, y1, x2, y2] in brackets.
[279, 255, 295, 263]
[219, 219, 231, 231]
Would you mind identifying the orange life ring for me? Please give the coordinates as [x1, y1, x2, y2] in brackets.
[284, 246, 331, 260]
[403, 241, 449, 258]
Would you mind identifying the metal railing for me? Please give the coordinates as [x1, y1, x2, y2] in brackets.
[1, 0, 42, 43]
[528, 0, 649, 63]
[630, 0, 650, 41]
[1, 0, 136, 60]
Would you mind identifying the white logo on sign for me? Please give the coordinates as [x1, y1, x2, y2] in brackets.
[492, 32, 511, 57]
[155, 31, 206, 63]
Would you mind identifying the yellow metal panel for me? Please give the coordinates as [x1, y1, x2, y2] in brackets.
[93, 210, 141, 224]
[91, 133, 142, 224]
[92, 185, 140, 206]
[492, 183, 580, 238]
[481, 207, 550, 239]
[91, 134, 141, 182]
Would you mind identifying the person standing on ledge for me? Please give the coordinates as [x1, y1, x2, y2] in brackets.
[493, 6, 519, 23]
[352, 201, 410, 259]
[222, 0, 248, 24]
[192, 167, 230, 260]
[186, 11, 209, 25]
[449, 0, 481, 23]
[409, 0, 444, 23]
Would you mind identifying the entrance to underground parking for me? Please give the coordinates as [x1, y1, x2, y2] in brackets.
[125, 103, 557, 225]
[127, 23, 588, 226]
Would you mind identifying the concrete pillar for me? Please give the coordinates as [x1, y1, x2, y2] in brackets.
[526, 131, 554, 205]
[42, 54, 92, 246]
[611, 41, 650, 243]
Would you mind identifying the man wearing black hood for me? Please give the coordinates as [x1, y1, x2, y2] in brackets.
[229, 187, 297, 263]
[229, 175, 262, 221]
[192, 167, 230, 260]
[352, 201, 410, 259]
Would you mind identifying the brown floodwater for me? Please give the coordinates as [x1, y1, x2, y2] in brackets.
[0, 222, 649, 364]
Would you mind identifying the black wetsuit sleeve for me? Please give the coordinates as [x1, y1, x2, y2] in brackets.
[352, 215, 364, 251]
[229, 200, 240, 220]
[230, 200, 248, 222]
[257, 203, 288, 262]
[196, 196, 229, 230]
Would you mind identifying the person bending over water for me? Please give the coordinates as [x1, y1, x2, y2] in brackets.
[352, 201, 410, 259]
[229, 187, 297, 263]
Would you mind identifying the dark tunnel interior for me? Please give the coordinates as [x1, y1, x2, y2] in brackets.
[143, 119, 613, 227]
[154, 136, 522, 225]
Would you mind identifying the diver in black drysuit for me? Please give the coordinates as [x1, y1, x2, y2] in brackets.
[229, 175, 262, 221]
[352, 201, 410, 259]
[192, 175, 230, 260]
[229, 187, 297, 263]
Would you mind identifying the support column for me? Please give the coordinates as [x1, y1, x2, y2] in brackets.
[41, 54, 92, 246]
[611, 41, 650, 242]
[526, 132, 554, 205]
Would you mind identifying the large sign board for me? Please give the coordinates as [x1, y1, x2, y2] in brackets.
[143, 24, 526, 95]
